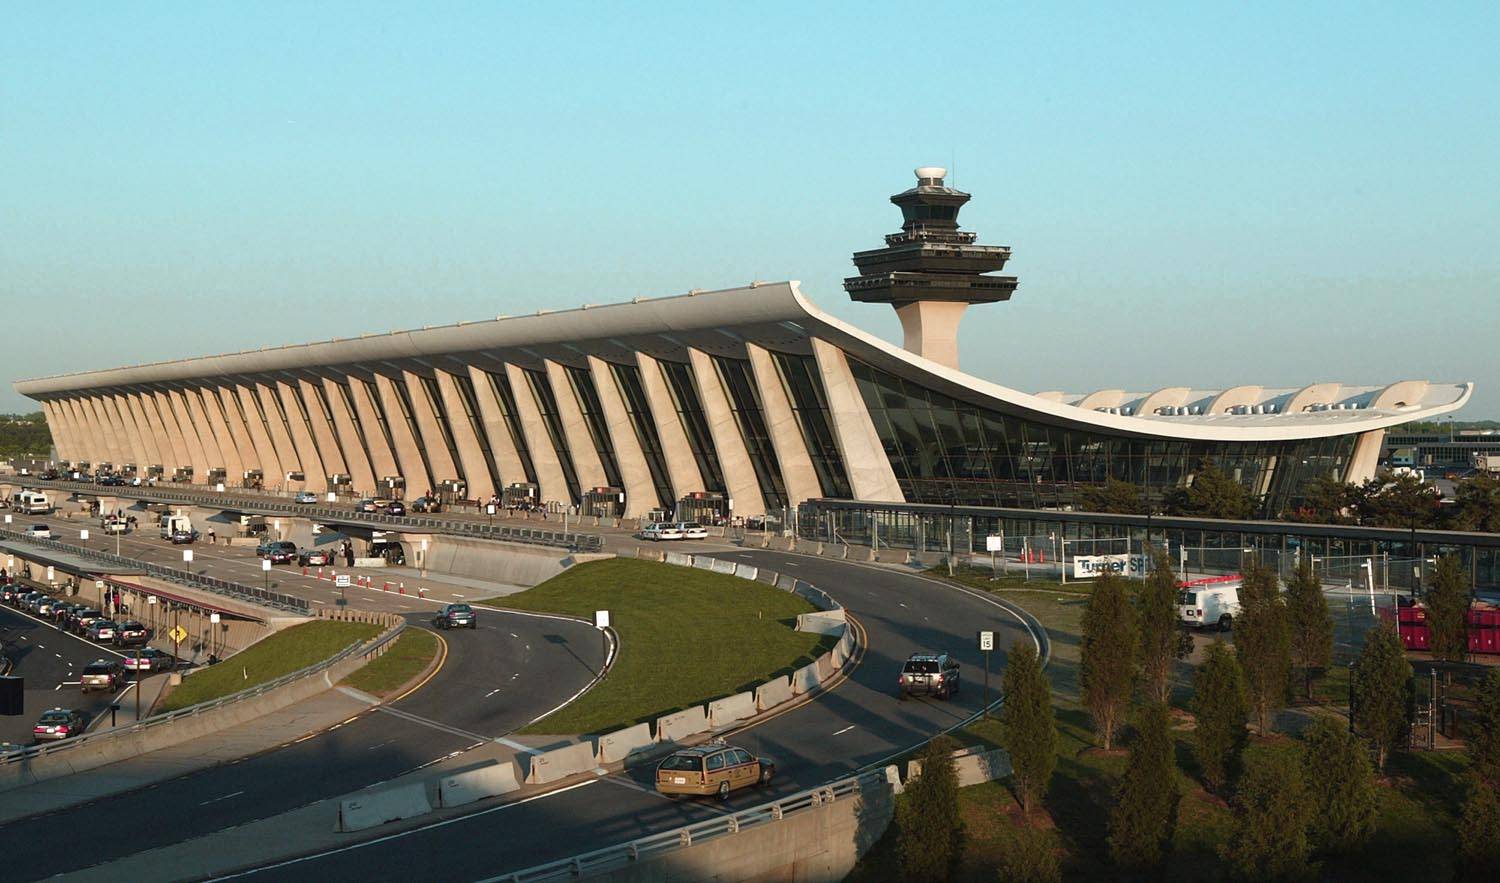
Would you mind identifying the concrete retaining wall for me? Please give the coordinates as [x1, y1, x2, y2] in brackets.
[525, 741, 598, 785]
[656, 706, 710, 743]
[596, 723, 657, 765]
[664, 551, 692, 567]
[424, 536, 576, 587]
[336, 783, 432, 832]
[437, 762, 522, 808]
[906, 746, 1012, 788]
[691, 556, 714, 571]
[709, 558, 736, 575]
[707, 692, 756, 728]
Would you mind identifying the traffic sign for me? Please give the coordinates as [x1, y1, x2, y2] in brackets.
[169, 625, 187, 643]
[978, 630, 994, 651]
[335, 574, 351, 589]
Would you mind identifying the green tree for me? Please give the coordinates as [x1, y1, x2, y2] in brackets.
[1457, 779, 1500, 883]
[1080, 571, 1136, 749]
[1284, 559, 1333, 700]
[1236, 561, 1290, 735]
[1220, 744, 1314, 881]
[1471, 669, 1500, 785]
[1300, 717, 1376, 853]
[1288, 475, 1360, 524]
[1356, 471, 1440, 528]
[1449, 473, 1500, 533]
[1353, 623, 1413, 770]
[1425, 554, 1471, 663]
[1163, 461, 1259, 519]
[895, 735, 964, 881]
[1191, 640, 1249, 792]
[1108, 701, 1180, 870]
[995, 821, 1062, 883]
[998, 640, 1056, 815]
[1137, 551, 1191, 705]
[1078, 478, 1150, 515]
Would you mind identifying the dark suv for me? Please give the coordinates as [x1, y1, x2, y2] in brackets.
[433, 603, 477, 630]
[114, 621, 150, 647]
[258, 541, 298, 564]
[898, 652, 961, 700]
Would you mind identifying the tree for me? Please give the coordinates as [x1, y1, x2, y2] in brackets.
[1235, 561, 1290, 735]
[1300, 717, 1376, 853]
[1078, 478, 1150, 515]
[1425, 554, 1471, 663]
[1080, 571, 1136, 750]
[995, 821, 1062, 883]
[1471, 668, 1500, 785]
[1221, 745, 1313, 880]
[895, 735, 964, 880]
[1108, 701, 1180, 870]
[1288, 475, 1360, 524]
[998, 640, 1056, 814]
[1353, 623, 1413, 770]
[1284, 559, 1333, 700]
[1163, 461, 1259, 519]
[1136, 551, 1191, 705]
[1356, 471, 1440, 528]
[1191, 640, 1249, 792]
[1449, 473, 1500, 533]
[1457, 779, 1500, 883]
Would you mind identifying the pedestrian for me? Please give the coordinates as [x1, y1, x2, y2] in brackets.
[343, 541, 354, 567]
[207, 527, 216, 545]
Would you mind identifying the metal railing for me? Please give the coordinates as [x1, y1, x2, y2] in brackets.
[38, 480, 606, 553]
[0, 528, 311, 614]
[499, 770, 885, 883]
[0, 621, 402, 769]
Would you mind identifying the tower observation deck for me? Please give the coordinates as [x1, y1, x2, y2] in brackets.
[844, 167, 1017, 370]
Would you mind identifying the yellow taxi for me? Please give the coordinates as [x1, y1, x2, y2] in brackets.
[655, 741, 775, 800]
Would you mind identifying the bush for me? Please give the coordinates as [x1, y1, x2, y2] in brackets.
[1301, 717, 1376, 853]
[995, 821, 1062, 883]
[1080, 571, 1136, 750]
[896, 735, 964, 880]
[1457, 778, 1500, 882]
[999, 641, 1056, 814]
[1191, 640, 1249, 793]
[1108, 701, 1180, 870]
[1220, 744, 1314, 881]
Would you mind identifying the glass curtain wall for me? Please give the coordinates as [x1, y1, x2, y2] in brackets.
[448, 372, 504, 493]
[608, 362, 676, 510]
[658, 360, 726, 494]
[482, 369, 538, 486]
[711, 356, 788, 511]
[769, 351, 852, 499]
[417, 374, 466, 486]
[563, 365, 624, 490]
[521, 368, 581, 505]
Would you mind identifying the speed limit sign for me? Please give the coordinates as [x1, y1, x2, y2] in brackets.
[977, 630, 995, 651]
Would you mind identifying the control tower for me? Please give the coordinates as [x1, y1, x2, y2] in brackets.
[844, 167, 1017, 370]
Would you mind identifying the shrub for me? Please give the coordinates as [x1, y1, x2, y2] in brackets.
[1284, 558, 1333, 700]
[995, 821, 1062, 883]
[1237, 560, 1291, 735]
[1220, 744, 1314, 881]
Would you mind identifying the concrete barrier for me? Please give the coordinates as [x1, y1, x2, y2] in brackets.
[791, 660, 822, 695]
[885, 764, 904, 795]
[776, 574, 797, 591]
[665, 551, 692, 567]
[793, 580, 837, 611]
[691, 556, 714, 571]
[815, 652, 836, 682]
[656, 706, 710, 743]
[733, 563, 758, 581]
[524, 741, 598, 785]
[710, 558, 736, 575]
[437, 762, 522, 808]
[906, 747, 1012, 787]
[596, 722, 657, 765]
[755, 676, 794, 711]
[708, 692, 757, 728]
[336, 783, 432, 832]
[755, 568, 778, 585]
[795, 610, 847, 635]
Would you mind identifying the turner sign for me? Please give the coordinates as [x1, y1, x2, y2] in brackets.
[1073, 554, 1149, 578]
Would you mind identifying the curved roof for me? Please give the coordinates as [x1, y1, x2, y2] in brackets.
[14, 282, 1471, 442]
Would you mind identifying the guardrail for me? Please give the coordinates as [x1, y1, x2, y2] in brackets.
[32, 480, 606, 553]
[0, 528, 311, 614]
[0, 618, 402, 771]
[499, 769, 884, 882]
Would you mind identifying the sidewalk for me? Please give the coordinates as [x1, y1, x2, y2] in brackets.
[0, 688, 374, 825]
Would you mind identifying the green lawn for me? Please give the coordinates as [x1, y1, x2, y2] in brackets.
[341, 627, 440, 698]
[847, 568, 1470, 883]
[160, 620, 380, 712]
[477, 558, 834, 736]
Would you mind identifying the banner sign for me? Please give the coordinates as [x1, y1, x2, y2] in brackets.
[1073, 553, 1150, 579]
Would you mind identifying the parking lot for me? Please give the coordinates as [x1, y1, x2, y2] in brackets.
[0, 601, 134, 746]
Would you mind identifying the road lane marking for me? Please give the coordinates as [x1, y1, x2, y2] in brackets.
[832, 725, 856, 735]
[484, 688, 501, 698]
[199, 790, 245, 806]
[376, 705, 491, 743]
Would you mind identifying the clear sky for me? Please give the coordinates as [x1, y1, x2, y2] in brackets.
[2, 2, 1496, 417]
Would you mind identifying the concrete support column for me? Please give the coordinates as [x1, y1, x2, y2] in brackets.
[811, 338, 904, 501]
[212, 387, 256, 477]
[634, 352, 705, 499]
[62, 398, 100, 463]
[543, 360, 607, 491]
[82, 395, 125, 466]
[344, 377, 399, 489]
[195, 387, 245, 482]
[1346, 430, 1385, 486]
[274, 381, 327, 490]
[433, 369, 498, 501]
[166, 389, 213, 481]
[253, 384, 302, 490]
[321, 377, 376, 495]
[894, 300, 970, 371]
[503, 363, 570, 506]
[127, 393, 171, 471]
[372, 372, 431, 496]
[586, 356, 656, 517]
[297, 380, 348, 486]
[399, 371, 459, 492]
[181, 387, 227, 478]
[746, 343, 822, 507]
[465, 365, 528, 492]
[686, 348, 765, 518]
[40, 401, 76, 461]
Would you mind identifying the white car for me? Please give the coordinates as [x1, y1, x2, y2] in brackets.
[641, 522, 685, 541]
[103, 518, 129, 534]
[25, 525, 51, 539]
[294, 491, 318, 504]
[675, 522, 709, 540]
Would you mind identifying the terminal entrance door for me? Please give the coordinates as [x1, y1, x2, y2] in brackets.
[583, 487, 625, 519]
[679, 492, 729, 525]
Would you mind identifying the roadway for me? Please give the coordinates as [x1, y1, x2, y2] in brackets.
[0, 604, 133, 745]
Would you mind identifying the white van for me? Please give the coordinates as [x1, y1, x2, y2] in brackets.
[1178, 577, 1242, 631]
[160, 514, 194, 540]
[10, 490, 53, 515]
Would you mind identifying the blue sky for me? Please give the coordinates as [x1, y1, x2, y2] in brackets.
[2, 2, 1496, 417]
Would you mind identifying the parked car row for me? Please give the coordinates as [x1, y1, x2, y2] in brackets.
[355, 498, 407, 516]
[254, 540, 337, 566]
[639, 521, 709, 541]
[2, 587, 151, 648]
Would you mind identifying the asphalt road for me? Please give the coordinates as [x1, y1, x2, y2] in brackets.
[0, 602, 605, 881]
[0, 604, 132, 745]
[203, 547, 1039, 881]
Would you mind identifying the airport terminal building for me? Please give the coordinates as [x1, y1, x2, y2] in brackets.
[14, 170, 1472, 522]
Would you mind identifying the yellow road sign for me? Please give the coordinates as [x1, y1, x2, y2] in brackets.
[169, 625, 188, 643]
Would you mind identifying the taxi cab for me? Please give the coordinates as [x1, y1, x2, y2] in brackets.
[655, 741, 774, 800]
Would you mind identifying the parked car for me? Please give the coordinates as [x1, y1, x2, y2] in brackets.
[655, 741, 775, 800]
[71, 608, 105, 635]
[640, 522, 684, 541]
[898, 652, 961, 700]
[80, 659, 126, 692]
[34, 596, 62, 617]
[433, 603, 477, 630]
[88, 620, 118, 642]
[259, 541, 298, 564]
[674, 522, 709, 540]
[1178, 579, 1242, 632]
[123, 647, 174, 673]
[355, 498, 379, 513]
[0, 583, 19, 604]
[298, 548, 333, 567]
[169, 529, 196, 544]
[114, 621, 150, 647]
[33, 708, 87, 741]
[380, 501, 406, 517]
[102, 517, 129, 535]
[17, 592, 45, 611]
[25, 524, 51, 539]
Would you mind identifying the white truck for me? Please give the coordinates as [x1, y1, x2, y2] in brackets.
[9, 490, 53, 514]
[1178, 575, 1243, 632]
[159, 513, 194, 539]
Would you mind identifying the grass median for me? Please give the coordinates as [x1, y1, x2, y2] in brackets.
[159, 620, 381, 712]
[341, 627, 441, 697]
[477, 557, 834, 736]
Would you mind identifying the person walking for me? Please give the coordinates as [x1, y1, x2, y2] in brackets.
[343, 541, 354, 567]
[206, 527, 216, 545]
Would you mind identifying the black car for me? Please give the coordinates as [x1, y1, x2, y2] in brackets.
[114, 621, 150, 647]
[381, 501, 407, 517]
[410, 496, 442, 513]
[433, 603, 477, 630]
[259, 541, 297, 564]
